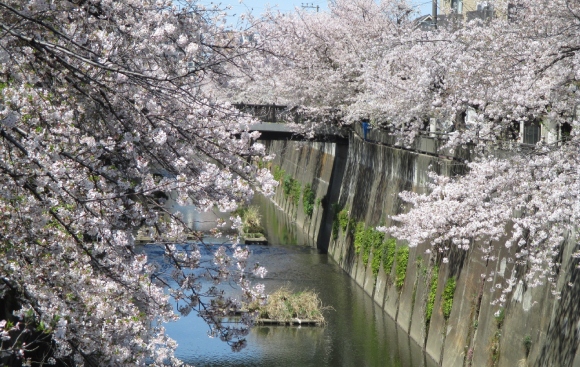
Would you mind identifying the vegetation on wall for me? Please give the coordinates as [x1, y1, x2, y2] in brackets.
[395, 246, 409, 290]
[331, 203, 341, 240]
[272, 164, 285, 182]
[338, 209, 350, 232]
[523, 335, 532, 357]
[371, 246, 383, 277]
[256, 158, 268, 169]
[382, 238, 397, 275]
[283, 174, 301, 206]
[425, 265, 440, 326]
[353, 222, 366, 254]
[302, 184, 316, 216]
[274, 167, 317, 214]
[353, 224, 385, 269]
[442, 277, 457, 320]
[333, 210, 400, 278]
[489, 307, 505, 366]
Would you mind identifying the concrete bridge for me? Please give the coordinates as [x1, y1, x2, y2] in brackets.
[248, 122, 348, 142]
[234, 103, 348, 142]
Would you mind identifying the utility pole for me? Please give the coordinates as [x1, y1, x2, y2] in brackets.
[432, 0, 437, 29]
[301, 3, 320, 12]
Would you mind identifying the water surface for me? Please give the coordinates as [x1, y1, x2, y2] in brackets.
[158, 196, 435, 367]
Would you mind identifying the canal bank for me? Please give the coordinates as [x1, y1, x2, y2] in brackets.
[260, 127, 580, 367]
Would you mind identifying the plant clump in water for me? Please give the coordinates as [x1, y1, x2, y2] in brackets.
[248, 287, 328, 324]
[233, 206, 265, 238]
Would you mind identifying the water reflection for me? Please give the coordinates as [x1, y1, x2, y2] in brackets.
[159, 195, 435, 367]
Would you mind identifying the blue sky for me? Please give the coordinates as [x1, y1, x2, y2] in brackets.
[199, 0, 433, 26]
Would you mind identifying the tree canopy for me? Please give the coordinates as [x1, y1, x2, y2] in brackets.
[225, 0, 580, 306]
[0, 0, 274, 365]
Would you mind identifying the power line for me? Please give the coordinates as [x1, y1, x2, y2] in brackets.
[301, 2, 319, 12]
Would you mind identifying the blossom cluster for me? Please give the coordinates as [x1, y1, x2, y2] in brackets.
[0, 0, 274, 365]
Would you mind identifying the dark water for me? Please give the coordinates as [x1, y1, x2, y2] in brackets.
[158, 196, 435, 367]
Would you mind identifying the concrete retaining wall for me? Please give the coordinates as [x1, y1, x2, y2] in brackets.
[261, 129, 580, 367]
[260, 139, 347, 249]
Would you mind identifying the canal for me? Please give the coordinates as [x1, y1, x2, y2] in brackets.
[155, 195, 436, 367]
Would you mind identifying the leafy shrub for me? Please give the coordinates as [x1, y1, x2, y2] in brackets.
[425, 266, 439, 325]
[395, 246, 409, 290]
[442, 277, 456, 320]
[302, 184, 315, 216]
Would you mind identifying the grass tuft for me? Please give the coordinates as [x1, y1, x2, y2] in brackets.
[250, 287, 328, 324]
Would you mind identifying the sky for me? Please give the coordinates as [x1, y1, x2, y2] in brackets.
[198, 0, 433, 26]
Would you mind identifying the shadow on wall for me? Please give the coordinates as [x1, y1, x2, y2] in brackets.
[448, 245, 468, 278]
[536, 257, 580, 367]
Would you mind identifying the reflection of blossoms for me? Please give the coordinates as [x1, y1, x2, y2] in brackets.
[231, 339, 248, 352]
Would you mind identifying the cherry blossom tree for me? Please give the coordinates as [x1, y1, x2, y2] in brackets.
[222, 0, 419, 124]
[379, 0, 580, 304]
[0, 0, 274, 365]
[230, 0, 580, 304]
